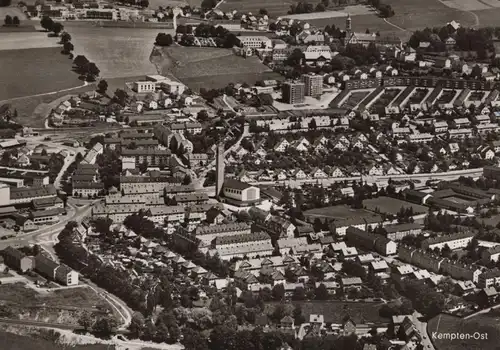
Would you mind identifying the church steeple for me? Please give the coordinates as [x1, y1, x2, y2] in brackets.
[346, 13, 352, 33]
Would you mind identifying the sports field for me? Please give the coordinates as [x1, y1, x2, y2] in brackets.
[0, 47, 82, 101]
[428, 313, 500, 350]
[304, 205, 380, 220]
[363, 196, 428, 215]
[65, 24, 163, 78]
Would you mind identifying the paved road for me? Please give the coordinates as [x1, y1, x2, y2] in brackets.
[0, 199, 91, 251]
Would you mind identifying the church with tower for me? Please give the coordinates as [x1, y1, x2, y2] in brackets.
[342, 14, 402, 47]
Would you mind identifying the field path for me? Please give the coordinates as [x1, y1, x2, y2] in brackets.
[0, 82, 90, 105]
[383, 18, 408, 32]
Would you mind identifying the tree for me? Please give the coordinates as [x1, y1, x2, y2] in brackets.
[155, 32, 173, 46]
[51, 22, 63, 35]
[114, 89, 129, 106]
[182, 327, 209, 350]
[0, 0, 11, 6]
[60, 31, 71, 44]
[78, 311, 93, 331]
[63, 41, 74, 54]
[259, 8, 268, 15]
[85, 62, 100, 82]
[4, 15, 12, 26]
[97, 80, 108, 94]
[272, 283, 285, 301]
[94, 316, 117, 337]
[129, 312, 145, 338]
[293, 305, 306, 325]
[73, 55, 89, 73]
[40, 16, 54, 32]
[292, 286, 306, 300]
[315, 283, 329, 300]
[315, 3, 325, 11]
[197, 109, 209, 121]
[139, 0, 149, 7]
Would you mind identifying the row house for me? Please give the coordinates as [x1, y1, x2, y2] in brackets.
[346, 227, 398, 256]
[421, 232, 475, 250]
[146, 206, 185, 225]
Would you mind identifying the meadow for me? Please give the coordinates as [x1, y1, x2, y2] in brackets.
[65, 24, 163, 78]
[0, 32, 60, 51]
[0, 47, 82, 101]
[155, 46, 274, 90]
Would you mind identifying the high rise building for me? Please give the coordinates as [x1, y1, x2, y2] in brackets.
[301, 74, 323, 97]
[282, 81, 305, 104]
[216, 143, 225, 198]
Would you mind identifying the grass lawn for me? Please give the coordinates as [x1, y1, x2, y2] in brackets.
[363, 196, 428, 215]
[408, 88, 429, 104]
[428, 312, 500, 350]
[304, 205, 381, 220]
[266, 301, 388, 324]
[180, 71, 283, 91]
[0, 47, 82, 101]
[368, 88, 401, 112]
[65, 23, 163, 78]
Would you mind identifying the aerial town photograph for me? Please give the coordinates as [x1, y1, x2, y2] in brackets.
[5, 0, 500, 349]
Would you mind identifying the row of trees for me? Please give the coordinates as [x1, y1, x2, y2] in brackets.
[3, 15, 20, 26]
[40, 15, 64, 35]
[73, 55, 100, 82]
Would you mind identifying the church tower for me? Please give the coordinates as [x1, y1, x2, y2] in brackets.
[345, 14, 352, 33]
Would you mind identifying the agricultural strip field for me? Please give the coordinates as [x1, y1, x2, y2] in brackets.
[0, 47, 82, 101]
[363, 196, 428, 215]
[217, 0, 294, 17]
[428, 313, 500, 350]
[304, 204, 382, 220]
[266, 301, 388, 324]
[65, 24, 164, 78]
[0, 32, 61, 51]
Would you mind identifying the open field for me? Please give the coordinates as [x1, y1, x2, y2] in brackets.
[0, 47, 81, 101]
[266, 301, 388, 324]
[428, 313, 500, 350]
[0, 32, 61, 51]
[304, 205, 382, 220]
[66, 24, 163, 78]
[363, 196, 428, 215]
[154, 46, 274, 90]
[385, 0, 476, 30]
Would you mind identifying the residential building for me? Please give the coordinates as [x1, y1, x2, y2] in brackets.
[421, 232, 475, 250]
[282, 81, 305, 104]
[301, 74, 323, 97]
[346, 226, 397, 256]
[2, 246, 32, 272]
